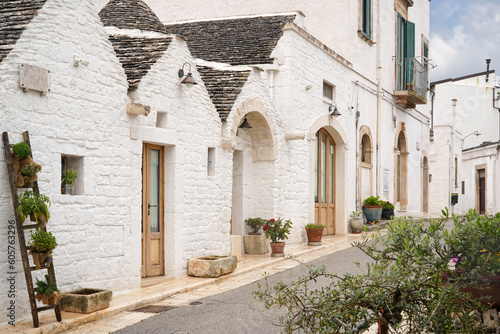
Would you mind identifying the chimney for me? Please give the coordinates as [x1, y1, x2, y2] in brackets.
[486, 59, 491, 82]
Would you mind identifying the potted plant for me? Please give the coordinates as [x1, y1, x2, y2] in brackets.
[349, 210, 364, 234]
[28, 228, 57, 269]
[381, 200, 395, 220]
[263, 218, 293, 257]
[11, 142, 41, 188]
[35, 274, 62, 305]
[243, 217, 268, 255]
[62, 168, 78, 195]
[18, 190, 50, 226]
[362, 195, 383, 224]
[304, 223, 325, 246]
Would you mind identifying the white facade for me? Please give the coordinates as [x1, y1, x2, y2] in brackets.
[429, 71, 500, 216]
[0, 0, 430, 324]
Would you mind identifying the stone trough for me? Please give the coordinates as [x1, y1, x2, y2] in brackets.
[188, 255, 237, 278]
[59, 288, 112, 314]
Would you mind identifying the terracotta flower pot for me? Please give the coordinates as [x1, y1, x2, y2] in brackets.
[461, 285, 500, 308]
[270, 242, 285, 257]
[306, 228, 324, 246]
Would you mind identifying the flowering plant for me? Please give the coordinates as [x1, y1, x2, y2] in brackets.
[442, 208, 500, 287]
[382, 201, 394, 210]
[263, 218, 293, 243]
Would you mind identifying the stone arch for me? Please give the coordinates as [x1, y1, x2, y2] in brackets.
[226, 99, 277, 253]
[358, 125, 373, 206]
[394, 122, 408, 210]
[309, 115, 348, 234]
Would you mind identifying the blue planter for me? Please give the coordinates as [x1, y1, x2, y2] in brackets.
[362, 205, 383, 223]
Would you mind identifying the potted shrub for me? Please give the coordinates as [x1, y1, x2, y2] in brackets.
[18, 190, 50, 226]
[243, 217, 268, 255]
[11, 142, 41, 188]
[28, 228, 57, 269]
[381, 200, 395, 220]
[35, 274, 62, 305]
[304, 223, 325, 246]
[263, 218, 293, 257]
[62, 168, 78, 195]
[362, 195, 383, 224]
[349, 210, 364, 234]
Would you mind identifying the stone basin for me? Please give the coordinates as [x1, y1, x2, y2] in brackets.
[59, 288, 112, 313]
[188, 255, 237, 278]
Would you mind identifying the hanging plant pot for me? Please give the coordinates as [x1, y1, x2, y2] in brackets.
[35, 291, 62, 305]
[270, 242, 286, 257]
[30, 251, 52, 269]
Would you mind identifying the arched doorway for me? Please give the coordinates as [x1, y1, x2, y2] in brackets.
[314, 128, 335, 234]
[359, 126, 373, 207]
[394, 124, 408, 211]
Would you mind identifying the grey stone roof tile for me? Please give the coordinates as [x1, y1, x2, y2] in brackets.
[0, 0, 47, 63]
[198, 66, 251, 121]
[99, 0, 166, 34]
[164, 15, 295, 65]
[108, 35, 172, 90]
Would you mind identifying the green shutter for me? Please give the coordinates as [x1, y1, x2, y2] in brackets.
[405, 20, 415, 59]
[362, 0, 371, 38]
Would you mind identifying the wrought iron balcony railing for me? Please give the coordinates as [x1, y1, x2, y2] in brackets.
[395, 57, 428, 106]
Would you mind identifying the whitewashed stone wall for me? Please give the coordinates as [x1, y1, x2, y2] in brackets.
[0, 0, 133, 323]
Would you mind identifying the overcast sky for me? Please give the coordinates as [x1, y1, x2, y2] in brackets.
[430, 0, 500, 82]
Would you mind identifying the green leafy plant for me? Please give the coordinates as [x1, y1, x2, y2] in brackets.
[29, 229, 57, 253]
[12, 142, 31, 159]
[35, 274, 58, 295]
[263, 218, 293, 243]
[363, 195, 382, 206]
[255, 211, 497, 333]
[62, 168, 78, 186]
[350, 210, 362, 219]
[305, 223, 325, 229]
[382, 200, 395, 210]
[245, 217, 267, 234]
[20, 164, 41, 177]
[18, 190, 50, 224]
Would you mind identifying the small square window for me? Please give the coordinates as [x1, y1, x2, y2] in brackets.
[156, 111, 168, 128]
[323, 81, 335, 100]
[61, 155, 83, 195]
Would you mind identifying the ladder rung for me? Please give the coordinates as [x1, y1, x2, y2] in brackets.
[29, 265, 50, 271]
[23, 224, 39, 230]
[37, 305, 54, 312]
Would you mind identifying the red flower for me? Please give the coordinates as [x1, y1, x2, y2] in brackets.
[263, 225, 269, 231]
[387, 201, 390, 203]
[270, 218, 275, 223]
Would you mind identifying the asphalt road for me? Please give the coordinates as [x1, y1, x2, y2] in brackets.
[113, 246, 372, 334]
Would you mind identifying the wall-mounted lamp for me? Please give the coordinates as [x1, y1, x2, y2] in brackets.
[73, 55, 89, 67]
[239, 115, 252, 129]
[329, 102, 341, 117]
[178, 63, 197, 86]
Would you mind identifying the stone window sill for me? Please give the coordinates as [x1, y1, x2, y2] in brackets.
[358, 31, 375, 46]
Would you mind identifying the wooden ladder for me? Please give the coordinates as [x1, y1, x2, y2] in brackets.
[2, 131, 62, 327]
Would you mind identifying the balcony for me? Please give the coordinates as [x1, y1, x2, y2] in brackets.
[394, 57, 428, 108]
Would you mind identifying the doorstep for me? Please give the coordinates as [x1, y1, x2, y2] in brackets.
[0, 233, 370, 334]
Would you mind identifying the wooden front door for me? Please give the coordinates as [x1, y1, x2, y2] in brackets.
[142, 144, 164, 277]
[314, 129, 335, 235]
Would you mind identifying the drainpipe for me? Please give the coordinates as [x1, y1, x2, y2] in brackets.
[486, 59, 491, 82]
[493, 87, 500, 141]
[375, 0, 382, 196]
[451, 98, 457, 214]
[430, 86, 435, 141]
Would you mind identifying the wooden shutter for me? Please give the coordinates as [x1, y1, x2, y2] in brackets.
[362, 0, 371, 38]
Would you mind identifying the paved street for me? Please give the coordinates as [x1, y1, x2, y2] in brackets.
[109, 245, 371, 334]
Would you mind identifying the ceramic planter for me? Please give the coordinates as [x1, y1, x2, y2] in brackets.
[381, 209, 394, 220]
[305, 228, 324, 246]
[65, 184, 74, 195]
[270, 242, 285, 257]
[59, 288, 112, 313]
[188, 255, 237, 278]
[362, 205, 383, 223]
[350, 218, 364, 233]
[243, 234, 268, 255]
